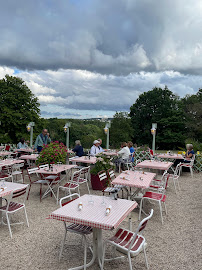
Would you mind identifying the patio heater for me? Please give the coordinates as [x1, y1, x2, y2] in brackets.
[27, 122, 35, 147]
[151, 123, 157, 154]
[104, 121, 111, 149]
[64, 122, 71, 149]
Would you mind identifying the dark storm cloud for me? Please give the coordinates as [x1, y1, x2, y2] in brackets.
[1, 0, 202, 75]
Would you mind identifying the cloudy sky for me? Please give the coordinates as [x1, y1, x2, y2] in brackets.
[0, 0, 202, 118]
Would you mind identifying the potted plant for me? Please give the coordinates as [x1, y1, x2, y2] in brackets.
[36, 141, 67, 167]
[90, 154, 115, 190]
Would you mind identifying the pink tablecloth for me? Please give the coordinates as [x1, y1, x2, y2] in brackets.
[0, 159, 24, 167]
[70, 156, 97, 164]
[37, 164, 76, 174]
[48, 194, 137, 230]
[20, 154, 39, 161]
[0, 182, 28, 197]
[0, 151, 12, 157]
[136, 160, 173, 171]
[101, 152, 118, 156]
[157, 154, 183, 159]
[16, 148, 34, 153]
[112, 170, 156, 189]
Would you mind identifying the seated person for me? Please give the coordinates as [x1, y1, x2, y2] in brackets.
[128, 141, 135, 162]
[97, 138, 104, 153]
[17, 138, 28, 149]
[90, 140, 100, 156]
[114, 142, 131, 171]
[174, 144, 195, 167]
[72, 140, 84, 157]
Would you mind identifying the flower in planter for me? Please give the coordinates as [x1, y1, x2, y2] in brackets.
[36, 141, 67, 166]
[90, 154, 115, 176]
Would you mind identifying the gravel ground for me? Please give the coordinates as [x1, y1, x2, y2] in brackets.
[0, 169, 202, 270]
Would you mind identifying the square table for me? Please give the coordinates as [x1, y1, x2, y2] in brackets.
[0, 159, 24, 168]
[0, 151, 12, 157]
[157, 153, 184, 160]
[48, 194, 137, 269]
[70, 156, 97, 165]
[136, 160, 173, 172]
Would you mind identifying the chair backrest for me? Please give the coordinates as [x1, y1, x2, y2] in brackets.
[107, 168, 116, 182]
[59, 193, 80, 207]
[128, 209, 153, 251]
[80, 166, 90, 180]
[190, 154, 195, 166]
[38, 164, 49, 169]
[5, 186, 29, 211]
[5, 145, 10, 151]
[27, 167, 39, 183]
[71, 170, 81, 183]
[98, 170, 108, 182]
[174, 163, 181, 177]
[157, 173, 170, 195]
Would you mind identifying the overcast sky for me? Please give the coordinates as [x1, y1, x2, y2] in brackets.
[0, 0, 202, 118]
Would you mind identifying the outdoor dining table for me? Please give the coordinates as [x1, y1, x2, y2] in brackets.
[0, 181, 28, 222]
[0, 151, 12, 157]
[70, 156, 97, 164]
[0, 159, 24, 168]
[15, 148, 34, 153]
[136, 160, 173, 172]
[20, 154, 39, 161]
[157, 153, 184, 159]
[101, 151, 118, 156]
[0, 146, 4, 150]
[48, 194, 137, 269]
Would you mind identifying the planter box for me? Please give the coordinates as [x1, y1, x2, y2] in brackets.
[90, 173, 108, 190]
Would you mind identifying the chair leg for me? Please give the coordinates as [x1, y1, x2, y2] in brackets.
[190, 168, 193, 178]
[127, 253, 133, 270]
[24, 207, 29, 227]
[83, 236, 87, 270]
[6, 213, 12, 238]
[27, 183, 32, 200]
[139, 199, 143, 220]
[57, 187, 60, 204]
[172, 177, 177, 194]
[86, 182, 90, 194]
[143, 244, 149, 269]
[59, 228, 67, 261]
[159, 201, 163, 224]
[164, 202, 167, 215]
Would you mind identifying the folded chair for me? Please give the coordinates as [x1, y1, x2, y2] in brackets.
[59, 193, 93, 268]
[0, 185, 29, 238]
[101, 209, 154, 270]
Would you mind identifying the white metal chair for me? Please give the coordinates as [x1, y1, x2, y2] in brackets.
[101, 209, 154, 270]
[59, 193, 93, 267]
[139, 174, 170, 224]
[79, 166, 91, 194]
[0, 185, 29, 238]
[168, 163, 181, 193]
[11, 163, 24, 183]
[57, 170, 81, 203]
[179, 154, 195, 178]
[98, 171, 121, 199]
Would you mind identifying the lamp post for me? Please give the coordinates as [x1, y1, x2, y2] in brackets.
[27, 122, 35, 147]
[151, 123, 157, 154]
[64, 122, 71, 149]
[104, 121, 111, 149]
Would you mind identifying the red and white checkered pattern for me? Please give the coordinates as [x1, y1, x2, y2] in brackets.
[70, 156, 97, 164]
[157, 154, 183, 160]
[15, 148, 34, 153]
[136, 160, 173, 171]
[0, 182, 28, 197]
[20, 154, 39, 161]
[48, 194, 137, 230]
[37, 164, 76, 174]
[101, 152, 118, 156]
[112, 171, 156, 189]
[0, 159, 24, 168]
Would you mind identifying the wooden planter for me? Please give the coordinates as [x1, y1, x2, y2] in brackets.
[90, 173, 108, 190]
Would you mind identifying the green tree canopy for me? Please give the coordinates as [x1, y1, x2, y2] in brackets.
[0, 75, 40, 143]
[110, 112, 133, 148]
[130, 86, 185, 149]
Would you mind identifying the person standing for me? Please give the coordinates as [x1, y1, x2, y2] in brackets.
[34, 129, 51, 153]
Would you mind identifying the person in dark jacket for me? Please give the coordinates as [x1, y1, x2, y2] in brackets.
[72, 140, 84, 157]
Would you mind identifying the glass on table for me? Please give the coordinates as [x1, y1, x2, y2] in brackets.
[88, 195, 94, 205]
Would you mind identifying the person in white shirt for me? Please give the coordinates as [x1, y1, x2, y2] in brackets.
[90, 140, 100, 156]
[97, 138, 104, 153]
[115, 142, 131, 171]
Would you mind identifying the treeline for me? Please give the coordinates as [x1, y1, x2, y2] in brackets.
[0, 75, 201, 150]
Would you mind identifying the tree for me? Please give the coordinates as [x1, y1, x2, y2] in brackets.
[0, 75, 40, 143]
[130, 86, 185, 149]
[110, 112, 133, 148]
[181, 89, 202, 142]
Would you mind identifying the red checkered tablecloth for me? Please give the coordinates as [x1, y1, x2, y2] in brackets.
[0, 182, 28, 197]
[37, 164, 76, 174]
[136, 160, 173, 171]
[48, 194, 137, 230]
[157, 154, 183, 160]
[0, 159, 24, 167]
[112, 170, 156, 189]
[20, 154, 39, 160]
[70, 156, 97, 164]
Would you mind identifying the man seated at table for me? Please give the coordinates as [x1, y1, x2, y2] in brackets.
[17, 138, 28, 149]
[90, 140, 100, 156]
[72, 140, 84, 157]
[97, 138, 104, 153]
[114, 142, 131, 171]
